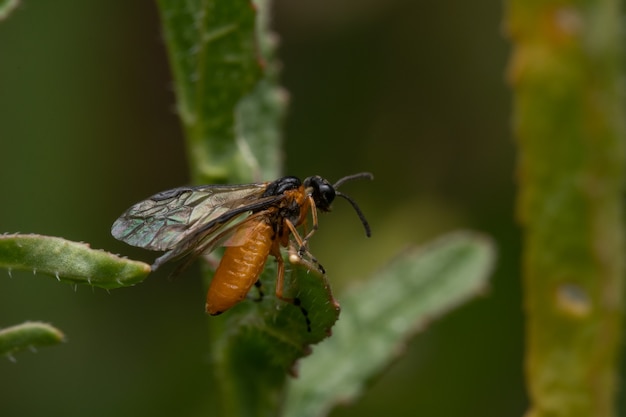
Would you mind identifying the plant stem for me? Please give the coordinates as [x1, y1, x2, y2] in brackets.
[506, 1, 625, 416]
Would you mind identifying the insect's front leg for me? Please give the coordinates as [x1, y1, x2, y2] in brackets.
[296, 195, 320, 255]
[284, 218, 321, 268]
[273, 248, 312, 332]
[287, 241, 325, 275]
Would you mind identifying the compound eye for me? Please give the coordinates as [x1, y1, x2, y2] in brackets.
[318, 182, 335, 206]
[304, 176, 336, 210]
[309, 179, 335, 212]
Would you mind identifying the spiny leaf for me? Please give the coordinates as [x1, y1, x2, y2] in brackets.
[208, 250, 340, 417]
[235, 0, 287, 181]
[156, 0, 265, 184]
[0, 234, 151, 289]
[283, 231, 496, 417]
[0, 321, 65, 359]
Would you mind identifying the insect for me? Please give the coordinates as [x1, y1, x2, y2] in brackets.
[111, 173, 372, 325]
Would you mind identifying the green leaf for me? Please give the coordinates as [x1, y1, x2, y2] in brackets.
[156, 0, 273, 184]
[0, 321, 65, 359]
[283, 231, 496, 417]
[0, 0, 19, 21]
[208, 249, 341, 417]
[0, 234, 151, 289]
[235, 0, 287, 181]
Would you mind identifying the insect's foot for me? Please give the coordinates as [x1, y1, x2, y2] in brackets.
[251, 280, 264, 302]
[293, 297, 312, 333]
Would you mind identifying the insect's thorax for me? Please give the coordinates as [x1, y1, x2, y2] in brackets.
[267, 186, 311, 247]
[285, 187, 310, 225]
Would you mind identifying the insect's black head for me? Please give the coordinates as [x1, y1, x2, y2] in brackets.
[303, 176, 336, 212]
[307, 172, 374, 237]
[262, 176, 302, 197]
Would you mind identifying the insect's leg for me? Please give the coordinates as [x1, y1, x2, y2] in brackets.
[284, 217, 321, 268]
[299, 195, 320, 246]
[274, 252, 312, 332]
[292, 298, 311, 333]
[275, 252, 288, 300]
[249, 280, 264, 302]
[284, 218, 305, 248]
[287, 242, 325, 275]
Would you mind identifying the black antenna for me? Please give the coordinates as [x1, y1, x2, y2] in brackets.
[334, 172, 373, 188]
[333, 172, 373, 237]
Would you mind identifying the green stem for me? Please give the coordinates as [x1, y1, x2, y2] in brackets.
[506, 1, 625, 416]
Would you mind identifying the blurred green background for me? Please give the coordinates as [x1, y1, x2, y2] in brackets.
[0, 1, 523, 416]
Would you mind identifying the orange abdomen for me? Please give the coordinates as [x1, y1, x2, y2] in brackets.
[206, 221, 273, 315]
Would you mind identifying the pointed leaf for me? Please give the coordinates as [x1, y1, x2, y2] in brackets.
[208, 249, 340, 417]
[0, 234, 151, 289]
[156, 0, 267, 184]
[284, 231, 496, 417]
[0, 321, 65, 358]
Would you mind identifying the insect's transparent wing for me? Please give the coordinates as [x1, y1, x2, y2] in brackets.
[111, 183, 269, 251]
[152, 211, 269, 271]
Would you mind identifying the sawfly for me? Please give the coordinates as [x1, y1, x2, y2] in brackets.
[111, 173, 372, 329]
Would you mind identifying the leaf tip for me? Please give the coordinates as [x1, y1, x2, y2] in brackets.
[0, 321, 66, 358]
